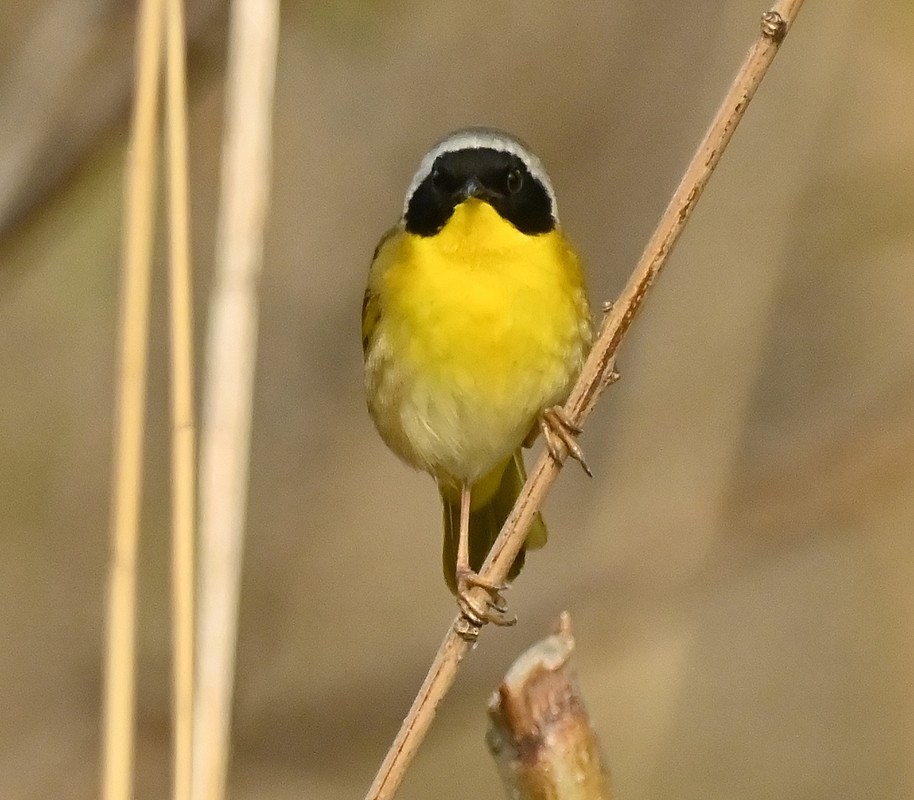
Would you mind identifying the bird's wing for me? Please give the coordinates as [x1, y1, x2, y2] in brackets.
[361, 225, 399, 356]
[361, 287, 380, 356]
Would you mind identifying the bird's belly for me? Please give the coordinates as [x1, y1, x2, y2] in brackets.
[365, 217, 590, 484]
[368, 300, 579, 483]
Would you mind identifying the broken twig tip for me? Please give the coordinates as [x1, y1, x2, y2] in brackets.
[487, 616, 613, 799]
[552, 611, 574, 640]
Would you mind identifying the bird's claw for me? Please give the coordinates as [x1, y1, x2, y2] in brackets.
[540, 406, 592, 476]
[456, 570, 516, 628]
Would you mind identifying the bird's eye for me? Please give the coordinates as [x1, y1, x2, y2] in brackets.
[431, 165, 446, 189]
[506, 168, 524, 194]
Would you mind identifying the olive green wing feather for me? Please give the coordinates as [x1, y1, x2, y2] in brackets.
[361, 288, 380, 356]
[361, 226, 399, 356]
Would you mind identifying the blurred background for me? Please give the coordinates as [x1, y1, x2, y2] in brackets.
[1, 0, 913, 797]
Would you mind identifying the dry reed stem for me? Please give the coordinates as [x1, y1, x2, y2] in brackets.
[191, 1, 280, 799]
[364, 3, 805, 799]
[164, 0, 196, 798]
[102, 0, 164, 798]
[486, 614, 613, 800]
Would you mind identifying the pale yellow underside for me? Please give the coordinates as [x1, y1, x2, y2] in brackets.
[364, 199, 591, 490]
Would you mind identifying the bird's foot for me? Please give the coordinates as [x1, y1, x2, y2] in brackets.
[540, 406, 592, 476]
[456, 569, 516, 629]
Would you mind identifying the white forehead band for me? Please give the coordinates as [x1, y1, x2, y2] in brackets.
[402, 128, 558, 221]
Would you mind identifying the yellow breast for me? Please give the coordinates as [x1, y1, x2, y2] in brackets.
[365, 200, 591, 483]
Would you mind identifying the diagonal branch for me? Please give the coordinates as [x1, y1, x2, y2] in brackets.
[364, 3, 806, 799]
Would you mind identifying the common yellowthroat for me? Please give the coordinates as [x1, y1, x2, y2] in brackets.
[362, 128, 592, 624]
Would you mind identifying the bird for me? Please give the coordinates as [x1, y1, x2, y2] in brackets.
[361, 127, 592, 625]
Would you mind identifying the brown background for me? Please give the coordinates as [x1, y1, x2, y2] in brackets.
[1, 0, 912, 798]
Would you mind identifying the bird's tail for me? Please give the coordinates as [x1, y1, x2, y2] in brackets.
[441, 449, 548, 594]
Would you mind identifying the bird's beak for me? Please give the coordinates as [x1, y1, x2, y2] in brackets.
[455, 177, 486, 202]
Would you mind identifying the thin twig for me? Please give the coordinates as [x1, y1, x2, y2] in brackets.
[164, 0, 195, 798]
[191, 0, 280, 798]
[101, 0, 164, 798]
[364, 3, 805, 799]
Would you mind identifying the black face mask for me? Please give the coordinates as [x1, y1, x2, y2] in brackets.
[405, 148, 554, 237]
